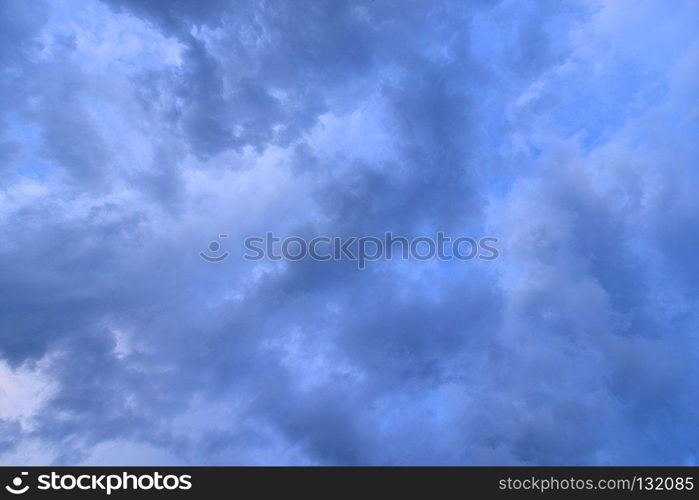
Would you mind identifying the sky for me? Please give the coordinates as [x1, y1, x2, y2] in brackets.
[0, 0, 697, 465]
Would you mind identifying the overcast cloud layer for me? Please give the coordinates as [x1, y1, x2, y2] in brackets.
[0, 0, 698, 465]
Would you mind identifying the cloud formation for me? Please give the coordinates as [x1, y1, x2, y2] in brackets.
[0, 0, 697, 465]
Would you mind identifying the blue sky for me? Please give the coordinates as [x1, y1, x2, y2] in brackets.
[0, 0, 697, 465]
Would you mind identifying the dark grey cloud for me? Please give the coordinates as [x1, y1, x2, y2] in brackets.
[0, 0, 697, 466]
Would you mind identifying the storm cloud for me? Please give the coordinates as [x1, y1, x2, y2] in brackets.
[0, 0, 697, 465]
